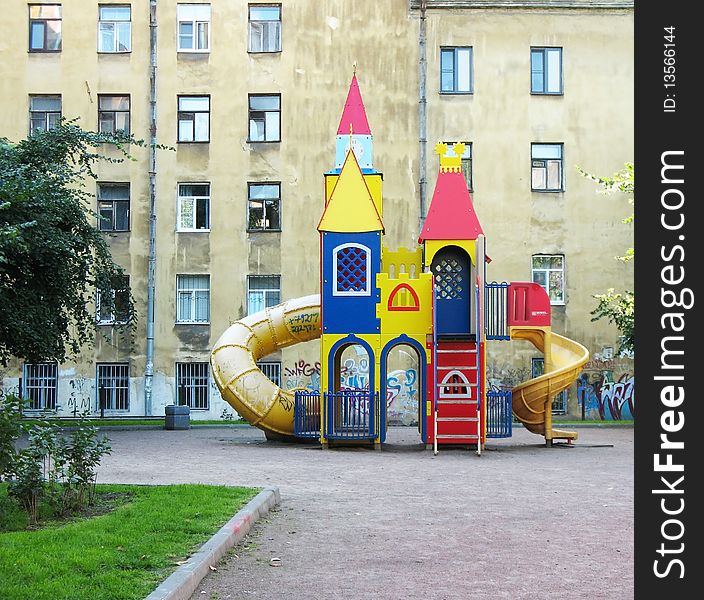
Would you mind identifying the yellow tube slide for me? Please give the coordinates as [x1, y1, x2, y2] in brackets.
[210, 295, 321, 440]
[509, 327, 589, 443]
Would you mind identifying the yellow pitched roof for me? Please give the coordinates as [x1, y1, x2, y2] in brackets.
[317, 150, 384, 233]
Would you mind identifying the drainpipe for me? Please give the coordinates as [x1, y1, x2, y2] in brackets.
[418, 0, 428, 234]
[144, 0, 158, 415]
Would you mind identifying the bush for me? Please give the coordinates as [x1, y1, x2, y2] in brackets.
[0, 402, 111, 526]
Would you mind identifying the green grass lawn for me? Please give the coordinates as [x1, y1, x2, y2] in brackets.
[0, 483, 258, 600]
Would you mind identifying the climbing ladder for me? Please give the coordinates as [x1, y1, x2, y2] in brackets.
[429, 284, 483, 455]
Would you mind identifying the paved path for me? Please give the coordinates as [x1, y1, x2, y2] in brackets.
[98, 425, 633, 600]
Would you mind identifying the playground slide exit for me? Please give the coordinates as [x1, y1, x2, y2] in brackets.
[509, 327, 590, 442]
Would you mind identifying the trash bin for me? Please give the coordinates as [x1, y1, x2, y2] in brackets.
[164, 404, 190, 430]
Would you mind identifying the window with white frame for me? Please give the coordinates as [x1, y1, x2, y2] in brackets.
[440, 47, 473, 94]
[532, 358, 567, 414]
[97, 363, 130, 411]
[247, 275, 280, 314]
[334, 243, 370, 296]
[531, 47, 563, 95]
[98, 5, 131, 52]
[247, 183, 280, 231]
[98, 183, 130, 231]
[531, 255, 565, 305]
[177, 183, 210, 231]
[176, 275, 210, 323]
[178, 96, 210, 142]
[29, 95, 61, 134]
[29, 4, 62, 52]
[97, 274, 131, 324]
[248, 94, 280, 142]
[248, 4, 281, 53]
[176, 362, 209, 409]
[98, 95, 130, 135]
[531, 143, 563, 192]
[177, 3, 211, 52]
[441, 141, 473, 192]
[22, 363, 58, 411]
[257, 361, 281, 386]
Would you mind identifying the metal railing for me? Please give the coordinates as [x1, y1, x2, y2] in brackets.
[486, 390, 513, 438]
[293, 391, 320, 438]
[484, 281, 510, 340]
[325, 390, 378, 440]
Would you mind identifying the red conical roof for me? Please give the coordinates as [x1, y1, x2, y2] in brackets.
[336, 74, 371, 135]
[418, 170, 484, 242]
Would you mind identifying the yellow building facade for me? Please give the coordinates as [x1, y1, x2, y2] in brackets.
[0, 0, 634, 421]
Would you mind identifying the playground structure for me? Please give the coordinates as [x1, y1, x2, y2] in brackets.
[210, 74, 589, 451]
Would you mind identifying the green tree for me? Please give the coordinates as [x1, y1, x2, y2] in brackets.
[579, 162, 634, 354]
[0, 122, 145, 366]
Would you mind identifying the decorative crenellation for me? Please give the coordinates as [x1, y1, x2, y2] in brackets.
[434, 142, 466, 173]
[381, 245, 423, 279]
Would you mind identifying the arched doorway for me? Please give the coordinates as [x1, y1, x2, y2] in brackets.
[431, 246, 473, 336]
[381, 336, 427, 443]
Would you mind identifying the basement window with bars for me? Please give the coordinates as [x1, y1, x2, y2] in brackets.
[22, 363, 58, 411]
[176, 362, 210, 409]
[97, 363, 130, 411]
[532, 358, 567, 414]
[257, 361, 281, 386]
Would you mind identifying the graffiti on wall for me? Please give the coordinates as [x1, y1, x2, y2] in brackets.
[284, 360, 321, 392]
[386, 368, 418, 425]
[68, 376, 91, 415]
[577, 372, 634, 420]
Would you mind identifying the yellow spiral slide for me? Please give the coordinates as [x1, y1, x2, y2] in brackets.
[210, 295, 322, 440]
[509, 327, 590, 444]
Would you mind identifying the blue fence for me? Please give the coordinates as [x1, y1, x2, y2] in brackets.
[486, 390, 513, 438]
[485, 281, 510, 340]
[293, 391, 321, 438]
[325, 390, 378, 440]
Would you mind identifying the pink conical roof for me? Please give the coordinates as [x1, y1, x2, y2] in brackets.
[336, 74, 372, 135]
[418, 170, 484, 243]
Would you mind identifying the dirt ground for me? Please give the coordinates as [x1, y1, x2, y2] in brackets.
[98, 424, 633, 600]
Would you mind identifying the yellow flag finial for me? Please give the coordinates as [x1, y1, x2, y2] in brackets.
[436, 142, 464, 173]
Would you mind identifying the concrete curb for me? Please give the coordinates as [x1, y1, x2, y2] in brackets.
[144, 486, 281, 600]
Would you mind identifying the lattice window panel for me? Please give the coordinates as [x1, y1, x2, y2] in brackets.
[434, 258, 464, 299]
[336, 246, 368, 293]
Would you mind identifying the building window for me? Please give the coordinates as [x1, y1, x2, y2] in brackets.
[248, 94, 280, 142]
[247, 275, 280, 314]
[531, 255, 565, 305]
[247, 183, 280, 231]
[98, 95, 130, 135]
[98, 5, 131, 52]
[22, 363, 58, 411]
[532, 358, 567, 414]
[177, 3, 211, 52]
[248, 4, 281, 53]
[176, 275, 210, 323]
[97, 363, 130, 411]
[441, 141, 473, 192]
[178, 96, 210, 142]
[334, 243, 370, 297]
[440, 47, 472, 94]
[98, 183, 130, 231]
[29, 95, 61, 134]
[29, 4, 62, 52]
[257, 361, 281, 386]
[176, 362, 209, 409]
[97, 274, 131, 324]
[177, 183, 210, 231]
[531, 143, 563, 192]
[531, 47, 563, 95]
